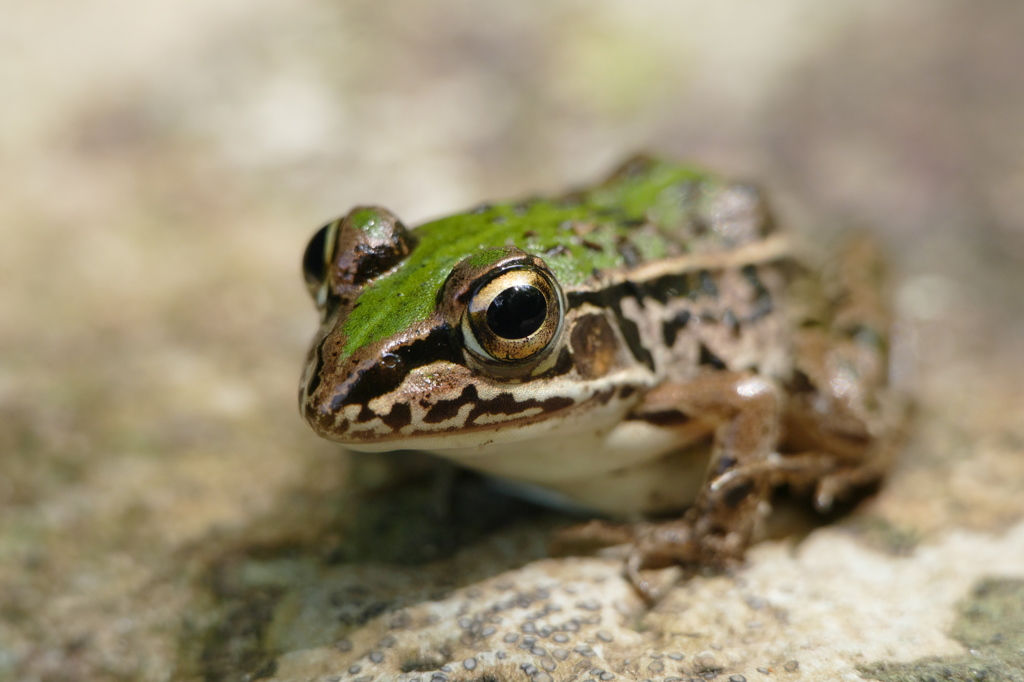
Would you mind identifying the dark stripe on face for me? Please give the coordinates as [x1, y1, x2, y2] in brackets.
[405, 386, 620, 438]
[466, 389, 574, 425]
[380, 402, 412, 430]
[329, 324, 463, 411]
[424, 383, 576, 426]
[423, 384, 476, 424]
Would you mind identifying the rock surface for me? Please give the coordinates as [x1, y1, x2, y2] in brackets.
[263, 526, 1024, 682]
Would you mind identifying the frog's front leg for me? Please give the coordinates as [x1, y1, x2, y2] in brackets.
[621, 371, 783, 580]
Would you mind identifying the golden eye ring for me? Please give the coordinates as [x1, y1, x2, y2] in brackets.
[462, 265, 564, 363]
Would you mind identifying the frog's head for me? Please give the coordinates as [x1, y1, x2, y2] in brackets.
[299, 205, 641, 452]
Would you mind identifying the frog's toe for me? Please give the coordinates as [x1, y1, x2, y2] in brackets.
[813, 461, 889, 512]
[625, 552, 683, 604]
[624, 524, 701, 603]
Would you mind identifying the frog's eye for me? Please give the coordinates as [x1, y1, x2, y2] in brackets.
[302, 221, 337, 298]
[463, 266, 564, 363]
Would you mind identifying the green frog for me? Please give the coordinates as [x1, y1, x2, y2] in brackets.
[299, 156, 904, 593]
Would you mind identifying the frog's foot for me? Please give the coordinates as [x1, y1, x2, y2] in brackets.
[550, 515, 746, 603]
[623, 524, 697, 603]
[622, 514, 755, 603]
[546, 518, 695, 604]
[549, 520, 698, 603]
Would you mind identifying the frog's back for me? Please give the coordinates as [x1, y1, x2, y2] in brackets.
[418, 155, 781, 291]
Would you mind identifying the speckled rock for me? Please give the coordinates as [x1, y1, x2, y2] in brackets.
[272, 559, 645, 682]
[264, 522, 1024, 682]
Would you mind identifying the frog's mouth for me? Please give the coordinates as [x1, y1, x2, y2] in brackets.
[303, 348, 588, 448]
[315, 363, 635, 453]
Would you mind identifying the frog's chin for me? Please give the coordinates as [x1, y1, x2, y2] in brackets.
[343, 413, 714, 517]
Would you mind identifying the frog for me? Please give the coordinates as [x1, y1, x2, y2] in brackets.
[298, 156, 905, 595]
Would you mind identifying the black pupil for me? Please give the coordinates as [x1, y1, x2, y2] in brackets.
[486, 285, 547, 339]
[302, 224, 330, 284]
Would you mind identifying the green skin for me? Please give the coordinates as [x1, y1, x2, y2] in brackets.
[339, 161, 722, 362]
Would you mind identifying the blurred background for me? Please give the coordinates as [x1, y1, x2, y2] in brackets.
[3, 1, 1024, 680]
